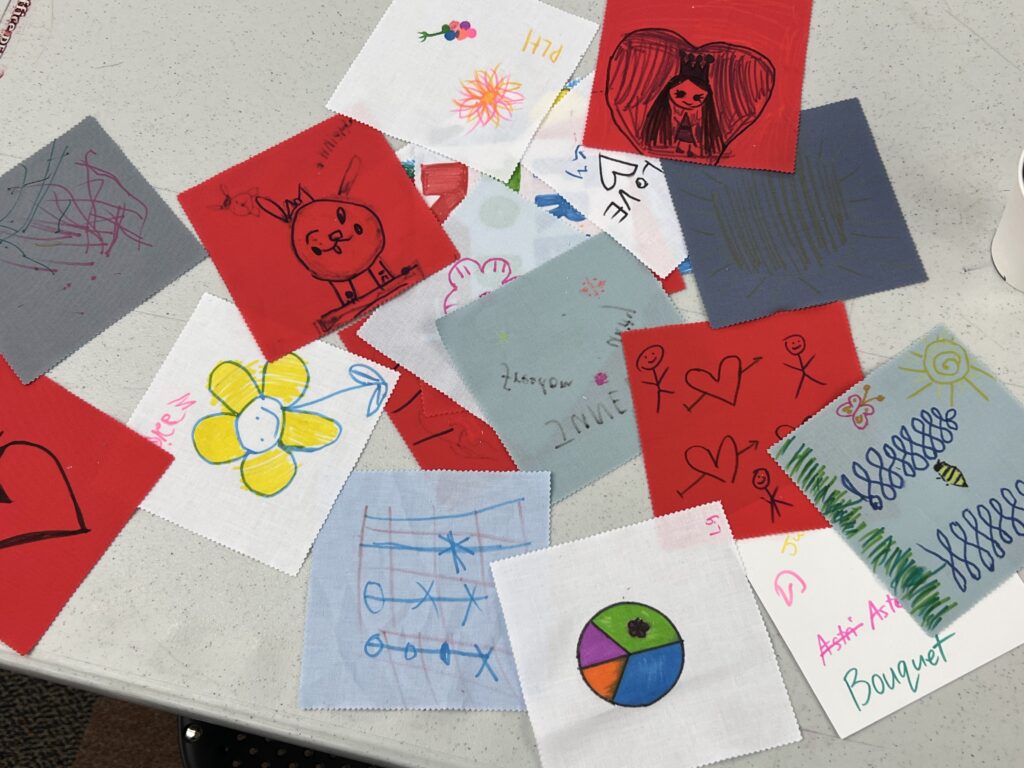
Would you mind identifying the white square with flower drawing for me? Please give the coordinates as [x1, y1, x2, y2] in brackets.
[127, 294, 398, 574]
[326, 0, 597, 181]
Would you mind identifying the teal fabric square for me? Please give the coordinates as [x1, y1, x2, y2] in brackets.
[774, 325, 1024, 632]
[437, 235, 680, 501]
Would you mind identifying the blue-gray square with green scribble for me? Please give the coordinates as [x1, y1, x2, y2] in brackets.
[0, 117, 206, 382]
[664, 98, 926, 327]
[773, 324, 1024, 632]
[436, 235, 680, 502]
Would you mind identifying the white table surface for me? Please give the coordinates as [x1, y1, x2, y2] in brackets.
[1, 1, 1023, 766]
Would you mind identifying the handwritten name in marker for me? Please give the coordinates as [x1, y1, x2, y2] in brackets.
[843, 632, 956, 711]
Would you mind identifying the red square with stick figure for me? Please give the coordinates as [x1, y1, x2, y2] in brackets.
[179, 116, 459, 361]
[622, 303, 862, 539]
[583, 0, 813, 172]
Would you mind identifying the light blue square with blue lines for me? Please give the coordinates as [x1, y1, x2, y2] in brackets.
[300, 471, 550, 709]
[774, 325, 1024, 632]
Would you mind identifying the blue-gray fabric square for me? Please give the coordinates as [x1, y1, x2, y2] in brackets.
[0, 117, 206, 382]
[436, 235, 680, 502]
[663, 98, 926, 327]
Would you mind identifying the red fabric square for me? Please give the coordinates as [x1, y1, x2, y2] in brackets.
[0, 361, 172, 653]
[179, 116, 459, 360]
[622, 303, 862, 538]
[584, 0, 813, 172]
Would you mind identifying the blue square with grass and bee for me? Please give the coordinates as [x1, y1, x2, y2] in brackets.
[773, 325, 1024, 633]
[663, 98, 927, 327]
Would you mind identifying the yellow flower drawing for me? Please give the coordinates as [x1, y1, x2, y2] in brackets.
[192, 353, 341, 497]
[452, 65, 525, 130]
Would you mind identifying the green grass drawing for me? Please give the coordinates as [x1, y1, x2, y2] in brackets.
[774, 437, 959, 631]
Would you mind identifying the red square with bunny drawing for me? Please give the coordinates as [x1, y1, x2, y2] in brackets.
[179, 116, 459, 360]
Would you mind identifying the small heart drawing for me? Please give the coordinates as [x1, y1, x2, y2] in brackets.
[685, 355, 742, 406]
[605, 28, 775, 163]
[0, 440, 88, 551]
[684, 435, 739, 484]
[442, 257, 515, 315]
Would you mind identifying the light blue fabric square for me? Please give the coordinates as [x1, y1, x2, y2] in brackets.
[300, 471, 550, 709]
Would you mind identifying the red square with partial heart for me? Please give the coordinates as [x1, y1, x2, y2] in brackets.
[584, 0, 813, 172]
[0, 360, 171, 654]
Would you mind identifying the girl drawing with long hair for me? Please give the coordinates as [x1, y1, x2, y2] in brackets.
[640, 52, 724, 160]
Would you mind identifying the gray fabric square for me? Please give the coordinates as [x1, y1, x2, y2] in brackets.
[0, 117, 206, 381]
[664, 99, 927, 327]
[437, 235, 681, 501]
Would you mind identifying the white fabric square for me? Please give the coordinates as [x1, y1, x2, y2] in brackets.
[521, 73, 688, 278]
[326, 0, 598, 180]
[127, 294, 397, 574]
[737, 529, 1024, 738]
[491, 503, 801, 768]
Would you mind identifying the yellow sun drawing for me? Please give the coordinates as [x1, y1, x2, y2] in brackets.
[452, 65, 525, 130]
[898, 335, 994, 406]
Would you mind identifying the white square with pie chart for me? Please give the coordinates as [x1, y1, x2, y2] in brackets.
[127, 294, 397, 575]
[490, 502, 800, 768]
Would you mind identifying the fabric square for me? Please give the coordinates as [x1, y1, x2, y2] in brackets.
[522, 73, 689, 278]
[663, 99, 927, 327]
[339, 322, 517, 471]
[359, 178, 586, 420]
[774, 325, 1024, 632]
[127, 294, 396, 575]
[326, 0, 597, 181]
[0, 116, 206, 382]
[299, 470, 550, 709]
[178, 116, 459, 361]
[0, 358, 172, 654]
[622, 303, 863, 538]
[397, 136, 602, 240]
[436, 235, 680, 501]
[583, 0, 813, 172]
[738, 528, 1024, 738]
[397, 139, 688, 294]
[491, 502, 800, 768]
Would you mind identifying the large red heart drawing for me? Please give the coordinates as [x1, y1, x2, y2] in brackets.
[684, 435, 739, 484]
[605, 28, 775, 163]
[0, 440, 88, 550]
[685, 355, 743, 406]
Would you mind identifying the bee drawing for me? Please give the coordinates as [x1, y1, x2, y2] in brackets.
[934, 460, 968, 488]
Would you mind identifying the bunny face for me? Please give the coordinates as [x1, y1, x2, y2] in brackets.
[290, 198, 386, 281]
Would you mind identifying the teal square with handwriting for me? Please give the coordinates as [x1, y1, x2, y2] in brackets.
[437, 235, 680, 502]
[774, 325, 1024, 632]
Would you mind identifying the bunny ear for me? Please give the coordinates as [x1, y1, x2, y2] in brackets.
[338, 156, 362, 195]
[255, 196, 290, 222]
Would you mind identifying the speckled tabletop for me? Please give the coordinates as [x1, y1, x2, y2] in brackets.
[1, 2, 1023, 767]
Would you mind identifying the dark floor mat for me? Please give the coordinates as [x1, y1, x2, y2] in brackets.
[0, 667, 95, 768]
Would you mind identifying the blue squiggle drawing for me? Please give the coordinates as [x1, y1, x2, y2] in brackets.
[363, 580, 488, 626]
[363, 633, 498, 681]
[360, 530, 531, 574]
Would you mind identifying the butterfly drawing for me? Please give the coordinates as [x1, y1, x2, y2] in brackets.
[835, 384, 884, 430]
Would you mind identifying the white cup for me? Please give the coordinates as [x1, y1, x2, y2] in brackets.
[992, 148, 1024, 292]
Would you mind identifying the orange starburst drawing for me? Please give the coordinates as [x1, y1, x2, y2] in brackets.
[452, 66, 525, 130]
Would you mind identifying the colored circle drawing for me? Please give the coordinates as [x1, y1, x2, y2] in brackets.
[576, 602, 684, 707]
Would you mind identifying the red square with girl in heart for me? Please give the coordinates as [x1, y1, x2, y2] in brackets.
[584, 0, 813, 172]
